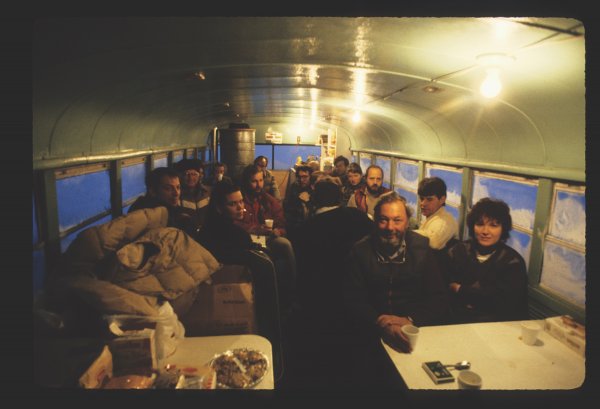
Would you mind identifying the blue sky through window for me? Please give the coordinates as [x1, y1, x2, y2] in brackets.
[473, 174, 537, 231]
[56, 171, 111, 232]
[394, 161, 418, 190]
[122, 162, 146, 203]
[426, 167, 462, 206]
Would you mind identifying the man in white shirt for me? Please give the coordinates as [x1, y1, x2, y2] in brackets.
[413, 177, 458, 250]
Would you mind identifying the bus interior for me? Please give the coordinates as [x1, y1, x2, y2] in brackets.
[32, 16, 587, 392]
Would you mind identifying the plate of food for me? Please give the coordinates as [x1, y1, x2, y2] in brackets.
[208, 348, 269, 389]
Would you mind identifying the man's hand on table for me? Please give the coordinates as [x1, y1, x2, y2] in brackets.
[377, 314, 413, 353]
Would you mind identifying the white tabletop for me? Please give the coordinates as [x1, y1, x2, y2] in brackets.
[159, 334, 274, 389]
[381, 320, 585, 390]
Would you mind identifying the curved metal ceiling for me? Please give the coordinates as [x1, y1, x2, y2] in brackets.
[33, 17, 585, 180]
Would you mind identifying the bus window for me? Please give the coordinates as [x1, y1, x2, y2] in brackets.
[425, 164, 463, 226]
[375, 156, 391, 189]
[540, 184, 585, 308]
[122, 158, 146, 210]
[471, 171, 538, 268]
[393, 159, 419, 219]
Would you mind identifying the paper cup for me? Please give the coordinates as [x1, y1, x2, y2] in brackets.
[521, 321, 543, 346]
[400, 324, 419, 350]
[264, 219, 274, 228]
[457, 370, 482, 390]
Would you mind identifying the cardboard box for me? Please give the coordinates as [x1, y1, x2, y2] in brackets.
[79, 345, 113, 388]
[79, 345, 157, 389]
[181, 264, 256, 336]
[544, 316, 586, 357]
[109, 328, 158, 375]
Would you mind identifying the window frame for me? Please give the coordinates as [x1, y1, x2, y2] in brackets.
[121, 156, 147, 208]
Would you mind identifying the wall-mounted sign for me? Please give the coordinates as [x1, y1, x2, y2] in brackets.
[265, 131, 283, 144]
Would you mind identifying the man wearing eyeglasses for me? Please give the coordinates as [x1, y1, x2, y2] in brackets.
[342, 192, 449, 387]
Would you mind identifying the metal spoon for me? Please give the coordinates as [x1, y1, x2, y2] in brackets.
[444, 360, 471, 370]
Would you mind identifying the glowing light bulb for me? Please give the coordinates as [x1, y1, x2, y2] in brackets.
[352, 110, 361, 123]
[480, 68, 502, 98]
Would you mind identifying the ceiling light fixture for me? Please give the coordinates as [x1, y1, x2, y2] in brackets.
[422, 85, 443, 93]
[480, 68, 502, 98]
[476, 53, 515, 99]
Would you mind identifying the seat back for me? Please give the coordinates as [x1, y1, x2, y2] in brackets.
[434, 237, 461, 284]
[244, 249, 285, 383]
[271, 169, 291, 200]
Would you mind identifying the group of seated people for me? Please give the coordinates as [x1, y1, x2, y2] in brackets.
[269, 156, 528, 387]
[117, 153, 528, 387]
[127, 156, 297, 313]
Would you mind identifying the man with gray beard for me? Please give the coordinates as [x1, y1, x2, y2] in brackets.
[342, 192, 449, 387]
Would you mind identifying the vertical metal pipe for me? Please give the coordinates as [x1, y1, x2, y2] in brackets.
[213, 127, 218, 163]
[110, 160, 123, 219]
[39, 169, 61, 280]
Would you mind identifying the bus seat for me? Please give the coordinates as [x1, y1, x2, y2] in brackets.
[433, 237, 461, 285]
[243, 249, 285, 384]
[271, 169, 290, 200]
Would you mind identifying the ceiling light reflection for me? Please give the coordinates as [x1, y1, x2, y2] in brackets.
[476, 53, 514, 99]
[480, 68, 502, 98]
[353, 68, 367, 105]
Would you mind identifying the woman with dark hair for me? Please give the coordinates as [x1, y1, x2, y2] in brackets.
[447, 197, 528, 323]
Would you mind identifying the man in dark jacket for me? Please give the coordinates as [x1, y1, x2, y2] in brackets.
[283, 165, 314, 241]
[205, 162, 233, 187]
[293, 176, 373, 317]
[342, 192, 449, 387]
[196, 182, 257, 265]
[174, 158, 212, 228]
[332, 155, 350, 186]
[285, 177, 373, 388]
[128, 167, 200, 238]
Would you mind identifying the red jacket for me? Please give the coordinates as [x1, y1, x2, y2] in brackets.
[353, 185, 392, 214]
[236, 191, 287, 236]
